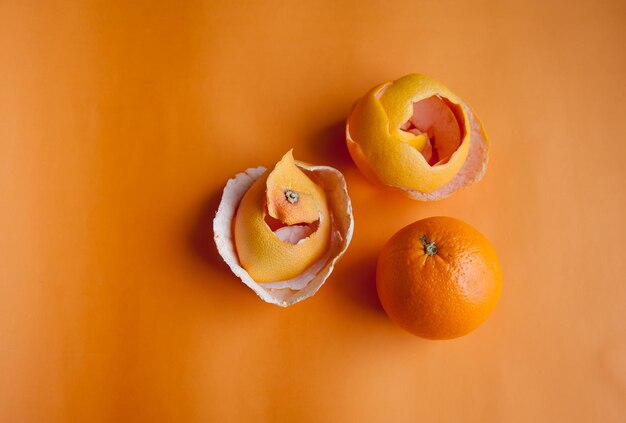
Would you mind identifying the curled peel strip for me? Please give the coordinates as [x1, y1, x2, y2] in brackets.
[401, 100, 488, 201]
[213, 164, 354, 307]
[346, 73, 489, 201]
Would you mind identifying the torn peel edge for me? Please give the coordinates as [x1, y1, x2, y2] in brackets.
[399, 101, 489, 201]
[264, 211, 321, 245]
[374, 81, 392, 99]
[346, 100, 488, 201]
[400, 95, 467, 167]
[345, 123, 386, 187]
[349, 84, 466, 180]
[213, 163, 354, 307]
[260, 225, 341, 290]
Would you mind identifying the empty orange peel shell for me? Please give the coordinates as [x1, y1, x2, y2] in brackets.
[346, 73, 489, 200]
[213, 152, 353, 307]
[235, 151, 332, 282]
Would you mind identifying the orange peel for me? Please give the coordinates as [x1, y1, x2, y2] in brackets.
[346, 73, 489, 200]
[213, 151, 353, 307]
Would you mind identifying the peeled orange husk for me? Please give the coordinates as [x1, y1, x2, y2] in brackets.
[213, 151, 354, 307]
[346, 73, 489, 201]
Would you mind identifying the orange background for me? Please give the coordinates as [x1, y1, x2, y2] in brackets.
[1, 1, 626, 421]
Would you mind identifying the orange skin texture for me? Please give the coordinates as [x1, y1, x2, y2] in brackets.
[376, 217, 502, 340]
[266, 152, 320, 225]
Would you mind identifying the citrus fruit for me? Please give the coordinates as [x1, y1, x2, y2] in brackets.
[214, 150, 354, 307]
[235, 150, 333, 282]
[376, 217, 502, 339]
[346, 73, 489, 201]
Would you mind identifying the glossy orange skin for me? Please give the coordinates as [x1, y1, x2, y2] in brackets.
[376, 217, 502, 340]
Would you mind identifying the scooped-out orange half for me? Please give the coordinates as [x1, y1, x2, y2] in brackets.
[213, 151, 354, 307]
[346, 73, 489, 200]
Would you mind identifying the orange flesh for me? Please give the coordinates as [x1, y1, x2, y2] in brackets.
[400, 95, 466, 166]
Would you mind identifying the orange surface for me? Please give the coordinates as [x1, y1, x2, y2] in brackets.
[1, 1, 626, 421]
[376, 217, 502, 340]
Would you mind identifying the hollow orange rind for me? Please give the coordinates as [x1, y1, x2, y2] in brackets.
[213, 151, 353, 307]
[346, 73, 489, 200]
[235, 151, 332, 282]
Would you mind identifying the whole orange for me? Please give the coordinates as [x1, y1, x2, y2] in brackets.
[376, 216, 502, 339]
